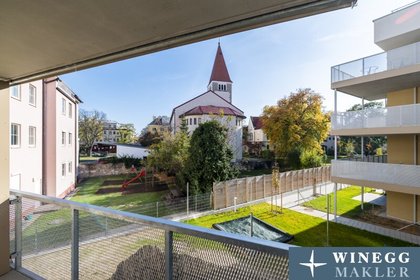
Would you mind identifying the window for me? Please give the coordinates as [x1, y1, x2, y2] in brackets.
[11, 85, 21, 100]
[68, 162, 73, 174]
[29, 126, 36, 147]
[61, 98, 66, 115]
[218, 84, 226, 91]
[69, 133, 73, 145]
[194, 118, 197, 125]
[29, 85, 36, 106]
[189, 118, 192, 125]
[198, 118, 201, 124]
[62, 163, 66, 176]
[11, 123, 20, 147]
[68, 103, 72, 118]
[62, 132, 66, 145]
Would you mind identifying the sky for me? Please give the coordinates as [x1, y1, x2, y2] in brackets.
[62, 0, 415, 133]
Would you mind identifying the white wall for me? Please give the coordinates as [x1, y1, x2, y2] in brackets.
[9, 81, 43, 194]
[117, 145, 150, 158]
[55, 91, 77, 197]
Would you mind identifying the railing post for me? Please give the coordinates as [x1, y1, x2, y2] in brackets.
[15, 196, 22, 270]
[165, 230, 173, 280]
[71, 209, 79, 280]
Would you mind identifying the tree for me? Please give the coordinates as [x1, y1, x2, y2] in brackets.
[261, 88, 330, 168]
[79, 109, 106, 156]
[119, 123, 137, 143]
[186, 121, 238, 194]
[179, 118, 189, 134]
[339, 101, 386, 156]
[138, 131, 162, 147]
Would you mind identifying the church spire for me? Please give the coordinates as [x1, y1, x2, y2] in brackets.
[208, 42, 232, 85]
[208, 43, 233, 103]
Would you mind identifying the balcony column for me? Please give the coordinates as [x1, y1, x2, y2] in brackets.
[334, 89, 338, 220]
[414, 87, 417, 224]
[0, 85, 10, 275]
[361, 98, 364, 210]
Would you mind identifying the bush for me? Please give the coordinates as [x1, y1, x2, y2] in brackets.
[99, 156, 144, 169]
[287, 150, 301, 170]
[300, 150, 324, 168]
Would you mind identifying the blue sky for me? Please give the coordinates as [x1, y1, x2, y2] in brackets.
[62, 0, 414, 133]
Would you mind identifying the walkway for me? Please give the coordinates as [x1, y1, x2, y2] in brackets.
[291, 205, 420, 246]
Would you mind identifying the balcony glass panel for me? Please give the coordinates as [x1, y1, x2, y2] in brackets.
[331, 41, 420, 83]
[332, 103, 420, 130]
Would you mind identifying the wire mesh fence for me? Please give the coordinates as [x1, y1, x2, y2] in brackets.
[9, 191, 291, 280]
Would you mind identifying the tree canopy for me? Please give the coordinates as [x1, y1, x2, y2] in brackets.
[261, 88, 330, 164]
[186, 121, 237, 194]
[118, 123, 137, 144]
[79, 109, 106, 155]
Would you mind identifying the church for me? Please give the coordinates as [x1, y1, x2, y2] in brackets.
[170, 43, 245, 161]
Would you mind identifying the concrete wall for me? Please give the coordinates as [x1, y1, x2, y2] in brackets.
[9, 81, 43, 194]
[44, 78, 57, 196]
[0, 87, 10, 275]
[386, 87, 420, 222]
[78, 162, 132, 179]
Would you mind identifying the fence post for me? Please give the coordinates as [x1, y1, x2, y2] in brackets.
[195, 195, 197, 212]
[246, 178, 249, 202]
[254, 176, 258, 199]
[14, 196, 22, 270]
[71, 209, 80, 280]
[263, 175, 266, 198]
[165, 230, 173, 280]
[156, 202, 159, 217]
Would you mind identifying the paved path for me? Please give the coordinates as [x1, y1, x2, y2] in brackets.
[291, 205, 420, 246]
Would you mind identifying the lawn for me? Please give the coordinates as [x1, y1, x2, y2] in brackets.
[185, 203, 413, 247]
[72, 175, 169, 213]
[303, 186, 377, 217]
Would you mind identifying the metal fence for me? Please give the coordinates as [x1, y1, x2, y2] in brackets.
[213, 166, 331, 209]
[9, 190, 291, 280]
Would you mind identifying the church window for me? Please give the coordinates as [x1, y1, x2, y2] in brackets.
[194, 118, 197, 125]
[189, 118, 192, 125]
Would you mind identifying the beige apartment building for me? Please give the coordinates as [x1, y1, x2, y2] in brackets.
[331, 2, 420, 223]
[9, 77, 81, 198]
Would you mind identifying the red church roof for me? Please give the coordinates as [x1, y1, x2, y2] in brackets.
[251, 116, 263, 129]
[181, 105, 245, 118]
[208, 43, 232, 84]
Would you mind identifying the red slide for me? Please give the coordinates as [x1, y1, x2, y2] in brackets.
[122, 168, 146, 191]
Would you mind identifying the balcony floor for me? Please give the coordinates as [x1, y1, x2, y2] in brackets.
[0, 271, 31, 280]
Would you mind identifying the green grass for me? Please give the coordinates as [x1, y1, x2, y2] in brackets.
[303, 186, 377, 217]
[238, 169, 272, 178]
[185, 203, 413, 247]
[72, 175, 169, 212]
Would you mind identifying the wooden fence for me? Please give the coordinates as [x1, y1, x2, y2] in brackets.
[212, 166, 331, 209]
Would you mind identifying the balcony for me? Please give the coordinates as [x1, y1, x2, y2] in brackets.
[331, 103, 420, 136]
[331, 41, 420, 99]
[331, 160, 420, 195]
[8, 190, 290, 280]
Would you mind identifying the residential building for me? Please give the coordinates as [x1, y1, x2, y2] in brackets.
[248, 116, 268, 146]
[146, 116, 170, 135]
[92, 142, 150, 158]
[9, 77, 81, 198]
[322, 134, 338, 154]
[101, 121, 121, 143]
[330, 2, 420, 223]
[170, 43, 245, 161]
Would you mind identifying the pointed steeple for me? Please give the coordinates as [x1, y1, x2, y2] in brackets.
[208, 43, 232, 85]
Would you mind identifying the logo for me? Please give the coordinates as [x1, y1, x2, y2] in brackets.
[299, 250, 327, 277]
[289, 248, 419, 280]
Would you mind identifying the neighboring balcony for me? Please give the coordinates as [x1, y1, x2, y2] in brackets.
[331, 160, 420, 195]
[331, 41, 420, 99]
[331, 103, 420, 136]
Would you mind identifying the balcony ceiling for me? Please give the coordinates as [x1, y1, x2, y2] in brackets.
[332, 63, 420, 100]
[0, 0, 355, 86]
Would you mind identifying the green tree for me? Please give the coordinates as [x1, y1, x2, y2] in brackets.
[179, 118, 189, 134]
[261, 88, 330, 168]
[119, 123, 137, 143]
[186, 121, 238, 194]
[138, 131, 162, 147]
[79, 109, 106, 156]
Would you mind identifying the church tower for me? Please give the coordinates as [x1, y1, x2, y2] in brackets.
[207, 43, 233, 103]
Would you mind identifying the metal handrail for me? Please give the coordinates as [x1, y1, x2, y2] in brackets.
[10, 189, 292, 256]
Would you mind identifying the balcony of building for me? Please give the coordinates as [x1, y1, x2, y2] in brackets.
[331, 103, 420, 136]
[331, 41, 420, 99]
[331, 160, 420, 195]
[7, 190, 291, 280]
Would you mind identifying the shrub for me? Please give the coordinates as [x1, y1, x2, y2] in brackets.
[300, 149, 324, 168]
[100, 156, 144, 169]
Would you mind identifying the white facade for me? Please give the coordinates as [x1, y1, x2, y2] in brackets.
[9, 81, 43, 194]
[102, 121, 121, 143]
[248, 117, 267, 144]
[9, 78, 80, 197]
[116, 145, 150, 158]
